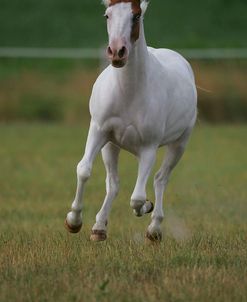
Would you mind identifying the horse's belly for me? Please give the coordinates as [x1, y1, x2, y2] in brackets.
[160, 107, 197, 145]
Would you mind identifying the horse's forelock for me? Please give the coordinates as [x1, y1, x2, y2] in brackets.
[109, 0, 141, 10]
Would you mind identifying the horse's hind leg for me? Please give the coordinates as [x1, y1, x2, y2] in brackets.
[90, 143, 120, 242]
[146, 128, 193, 242]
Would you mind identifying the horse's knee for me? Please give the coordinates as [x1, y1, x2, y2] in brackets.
[154, 167, 170, 188]
[154, 175, 165, 191]
[106, 175, 120, 198]
[154, 175, 164, 187]
[77, 160, 91, 182]
[111, 181, 120, 198]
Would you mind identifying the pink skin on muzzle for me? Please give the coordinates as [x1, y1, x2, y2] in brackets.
[107, 38, 129, 68]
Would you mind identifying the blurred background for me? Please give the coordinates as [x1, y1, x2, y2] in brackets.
[0, 3, 247, 300]
[0, 0, 247, 124]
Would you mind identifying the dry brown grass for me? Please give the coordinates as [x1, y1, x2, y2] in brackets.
[192, 60, 247, 122]
[0, 59, 247, 123]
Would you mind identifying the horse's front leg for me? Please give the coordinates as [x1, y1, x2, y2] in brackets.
[90, 143, 120, 242]
[65, 121, 107, 233]
[130, 147, 157, 217]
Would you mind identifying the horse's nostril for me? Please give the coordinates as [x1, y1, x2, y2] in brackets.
[118, 46, 126, 59]
[107, 46, 113, 56]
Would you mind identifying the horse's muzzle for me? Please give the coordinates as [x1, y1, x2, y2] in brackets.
[107, 45, 128, 68]
[111, 58, 127, 68]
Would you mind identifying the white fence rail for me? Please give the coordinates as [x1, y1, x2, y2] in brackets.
[0, 47, 103, 59]
[0, 47, 247, 60]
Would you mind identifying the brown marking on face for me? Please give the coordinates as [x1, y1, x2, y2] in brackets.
[109, 0, 142, 42]
[131, 13, 141, 42]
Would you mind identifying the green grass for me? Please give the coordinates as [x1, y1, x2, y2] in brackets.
[0, 0, 247, 48]
[0, 123, 246, 302]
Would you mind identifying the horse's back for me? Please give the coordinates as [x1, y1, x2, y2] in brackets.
[148, 47, 195, 84]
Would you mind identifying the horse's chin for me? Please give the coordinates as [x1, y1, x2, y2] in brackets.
[111, 59, 127, 68]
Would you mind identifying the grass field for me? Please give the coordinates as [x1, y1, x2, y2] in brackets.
[1, 0, 247, 48]
[0, 123, 246, 302]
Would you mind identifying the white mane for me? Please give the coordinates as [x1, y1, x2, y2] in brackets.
[102, 0, 110, 6]
[141, 0, 149, 14]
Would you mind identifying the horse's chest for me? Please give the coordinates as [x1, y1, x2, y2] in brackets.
[102, 116, 143, 153]
[117, 124, 141, 149]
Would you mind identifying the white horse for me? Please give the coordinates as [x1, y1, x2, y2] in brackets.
[65, 0, 197, 242]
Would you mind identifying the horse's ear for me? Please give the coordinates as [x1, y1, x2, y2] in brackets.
[102, 0, 110, 7]
[141, 0, 149, 15]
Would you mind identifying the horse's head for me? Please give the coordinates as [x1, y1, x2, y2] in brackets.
[102, 0, 149, 68]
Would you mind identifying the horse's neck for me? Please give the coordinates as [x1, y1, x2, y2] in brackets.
[113, 22, 149, 94]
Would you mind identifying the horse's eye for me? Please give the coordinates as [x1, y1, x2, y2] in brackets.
[104, 14, 109, 20]
[133, 14, 141, 22]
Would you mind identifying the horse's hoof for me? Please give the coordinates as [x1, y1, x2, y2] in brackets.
[90, 230, 107, 242]
[133, 209, 143, 217]
[146, 201, 154, 214]
[64, 219, 82, 234]
[145, 231, 162, 243]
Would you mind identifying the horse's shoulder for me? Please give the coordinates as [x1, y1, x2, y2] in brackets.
[90, 66, 120, 119]
[148, 47, 195, 83]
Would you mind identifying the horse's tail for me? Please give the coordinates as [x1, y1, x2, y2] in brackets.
[196, 85, 212, 93]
